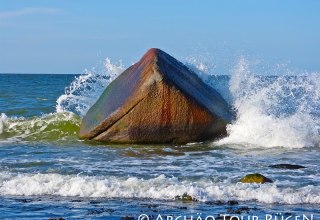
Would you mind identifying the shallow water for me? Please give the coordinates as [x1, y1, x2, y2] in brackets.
[0, 69, 319, 219]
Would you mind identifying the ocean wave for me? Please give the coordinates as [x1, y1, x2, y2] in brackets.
[216, 58, 320, 148]
[0, 112, 80, 142]
[0, 173, 319, 204]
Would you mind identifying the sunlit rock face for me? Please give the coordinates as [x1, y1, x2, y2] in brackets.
[80, 48, 234, 144]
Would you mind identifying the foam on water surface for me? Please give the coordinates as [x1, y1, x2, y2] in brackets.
[0, 173, 319, 204]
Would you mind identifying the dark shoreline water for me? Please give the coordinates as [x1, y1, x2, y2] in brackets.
[0, 196, 318, 220]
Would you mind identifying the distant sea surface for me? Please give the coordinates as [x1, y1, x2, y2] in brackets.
[0, 70, 319, 219]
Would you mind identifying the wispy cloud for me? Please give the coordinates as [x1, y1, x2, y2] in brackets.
[0, 7, 61, 19]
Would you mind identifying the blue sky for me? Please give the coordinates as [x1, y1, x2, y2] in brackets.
[0, 0, 319, 74]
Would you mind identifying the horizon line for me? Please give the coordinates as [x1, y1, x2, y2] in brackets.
[0, 72, 80, 75]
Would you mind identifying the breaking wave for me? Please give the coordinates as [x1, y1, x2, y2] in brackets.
[0, 112, 80, 142]
[216, 58, 320, 148]
[0, 173, 319, 204]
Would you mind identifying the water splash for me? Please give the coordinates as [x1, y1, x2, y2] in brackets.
[217, 57, 320, 148]
[183, 56, 232, 102]
[0, 113, 8, 135]
[56, 58, 124, 116]
[184, 56, 215, 75]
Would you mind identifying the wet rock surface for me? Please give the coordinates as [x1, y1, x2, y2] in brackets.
[269, 164, 306, 169]
[80, 48, 233, 144]
[240, 173, 273, 184]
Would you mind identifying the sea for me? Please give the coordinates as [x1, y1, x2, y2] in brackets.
[0, 57, 319, 219]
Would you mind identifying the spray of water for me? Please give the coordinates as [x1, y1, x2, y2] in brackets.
[217, 57, 320, 148]
[56, 58, 124, 116]
[0, 113, 8, 135]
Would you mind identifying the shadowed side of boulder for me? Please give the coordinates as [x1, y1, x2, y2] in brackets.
[80, 48, 234, 144]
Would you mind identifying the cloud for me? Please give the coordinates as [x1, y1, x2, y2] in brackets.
[0, 7, 61, 19]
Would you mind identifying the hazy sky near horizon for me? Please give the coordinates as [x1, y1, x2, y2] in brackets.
[0, 0, 319, 74]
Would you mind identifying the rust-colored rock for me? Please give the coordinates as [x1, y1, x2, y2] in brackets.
[79, 48, 234, 144]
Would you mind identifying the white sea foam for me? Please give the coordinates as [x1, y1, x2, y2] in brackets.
[217, 58, 320, 148]
[0, 113, 8, 134]
[56, 58, 124, 116]
[0, 173, 319, 204]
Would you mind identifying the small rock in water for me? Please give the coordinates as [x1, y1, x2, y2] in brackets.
[227, 200, 239, 205]
[227, 206, 250, 214]
[146, 204, 158, 209]
[18, 199, 32, 203]
[178, 206, 188, 210]
[121, 216, 134, 220]
[175, 193, 198, 202]
[240, 173, 273, 184]
[70, 199, 82, 203]
[269, 164, 306, 169]
[205, 200, 225, 205]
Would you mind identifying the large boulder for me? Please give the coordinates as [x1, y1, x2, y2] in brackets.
[79, 48, 234, 144]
